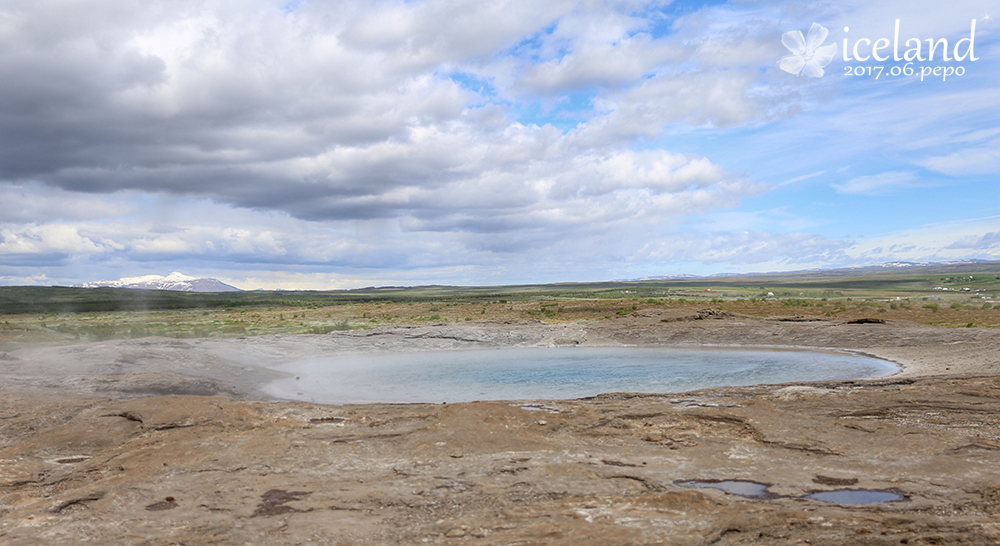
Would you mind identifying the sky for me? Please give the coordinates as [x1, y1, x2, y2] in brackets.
[1, 0, 998, 290]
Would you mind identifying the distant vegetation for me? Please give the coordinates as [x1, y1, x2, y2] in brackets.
[1, 262, 998, 348]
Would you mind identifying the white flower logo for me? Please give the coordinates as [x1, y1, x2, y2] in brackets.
[779, 23, 837, 77]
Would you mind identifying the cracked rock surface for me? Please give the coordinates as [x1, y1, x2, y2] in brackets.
[2, 313, 1000, 545]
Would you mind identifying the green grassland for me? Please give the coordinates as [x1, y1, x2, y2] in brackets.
[2, 262, 998, 349]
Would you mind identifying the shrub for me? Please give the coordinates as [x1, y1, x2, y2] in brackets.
[923, 303, 940, 312]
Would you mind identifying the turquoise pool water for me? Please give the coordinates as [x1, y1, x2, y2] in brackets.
[263, 346, 898, 404]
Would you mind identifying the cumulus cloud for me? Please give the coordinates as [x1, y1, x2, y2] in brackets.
[1, 0, 792, 285]
[0, 0, 791, 231]
[518, 35, 685, 95]
[0, 224, 111, 266]
[2, 0, 993, 286]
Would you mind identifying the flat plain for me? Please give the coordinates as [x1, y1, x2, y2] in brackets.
[2, 263, 1000, 545]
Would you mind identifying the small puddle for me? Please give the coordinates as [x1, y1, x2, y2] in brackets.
[805, 489, 904, 505]
[674, 480, 778, 499]
[677, 480, 906, 504]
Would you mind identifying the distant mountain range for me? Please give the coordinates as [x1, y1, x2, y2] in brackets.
[73, 272, 241, 292]
[68, 260, 996, 293]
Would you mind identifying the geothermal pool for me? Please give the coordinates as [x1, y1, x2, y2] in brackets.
[262, 346, 898, 404]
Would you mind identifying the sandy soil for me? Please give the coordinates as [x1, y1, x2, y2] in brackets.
[2, 309, 1000, 545]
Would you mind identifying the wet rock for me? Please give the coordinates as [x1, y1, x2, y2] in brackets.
[251, 489, 310, 517]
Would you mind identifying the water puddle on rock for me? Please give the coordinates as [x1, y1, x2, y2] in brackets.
[805, 489, 904, 505]
[674, 480, 779, 499]
[677, 481, 906, 505]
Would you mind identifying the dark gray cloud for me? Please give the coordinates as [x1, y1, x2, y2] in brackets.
[0, 0, 783, 225]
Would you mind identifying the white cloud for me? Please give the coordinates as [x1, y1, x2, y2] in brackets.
[832, 171, 921, 195]
[634, 230, 851, 265]
[573, 68, 798, 146]
[0, 274, 57, 286]
[1, 0, 794, 228]
[518, 35, 684, 95]
[919, 138, 1000, 176]
[946, 231, 1000, 250]
[0, 224, 110, 257]
[847, 216, 1000, 262]
[778, 171, 825, 186]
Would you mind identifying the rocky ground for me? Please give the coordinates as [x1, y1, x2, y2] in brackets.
[2, 309, 1000, 545]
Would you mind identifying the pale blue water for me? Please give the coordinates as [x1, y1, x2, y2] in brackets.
[674, 482, 903, 504]
[674, 480, 777, 499]
[263, 346, 898, 404]
[806, 489, 904, 504]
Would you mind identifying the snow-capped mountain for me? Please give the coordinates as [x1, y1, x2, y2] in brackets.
[73, 272, 241, 292]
